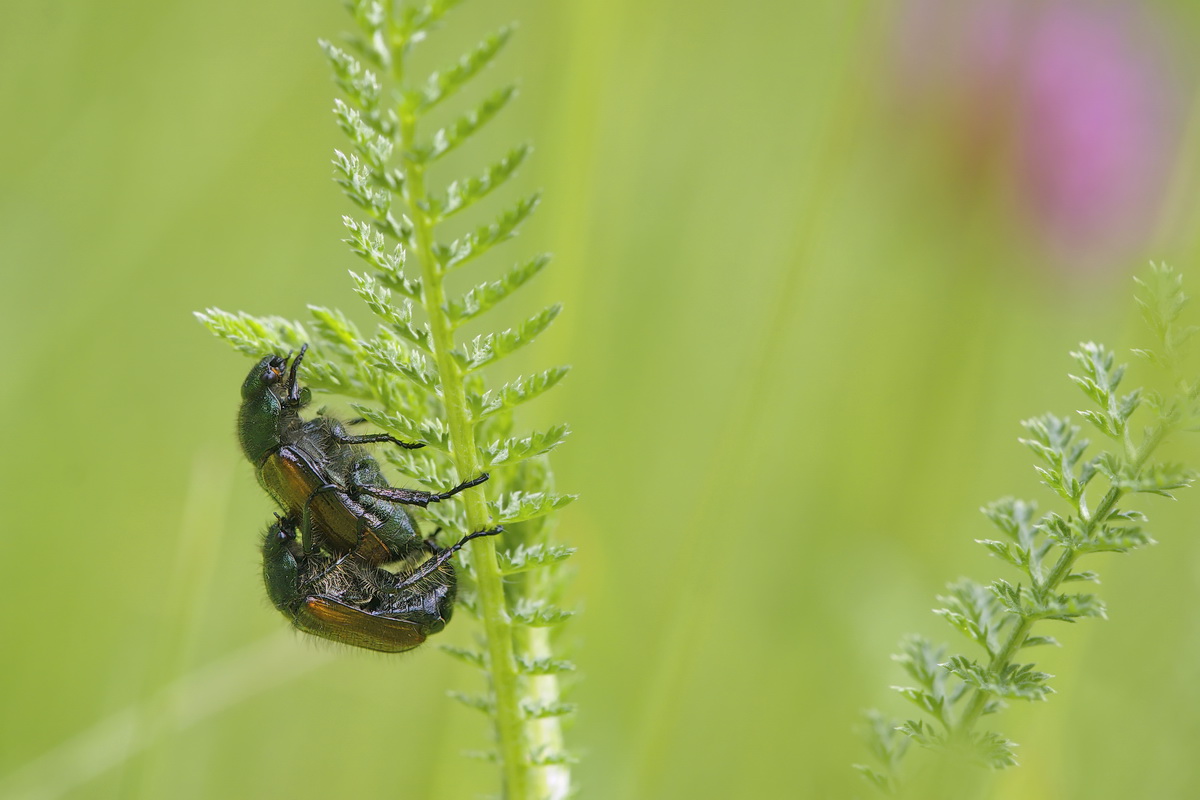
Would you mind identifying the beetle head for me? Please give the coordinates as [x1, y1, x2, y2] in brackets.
[241, 342, 309, 406]
[262, 516, 303, 613]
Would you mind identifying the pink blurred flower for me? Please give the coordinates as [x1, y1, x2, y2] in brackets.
[892, 0, 1181, 270]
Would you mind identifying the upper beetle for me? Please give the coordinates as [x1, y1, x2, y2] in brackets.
[237, 344, 487, 564]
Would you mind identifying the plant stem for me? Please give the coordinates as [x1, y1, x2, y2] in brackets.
[399, 111, 529, 799]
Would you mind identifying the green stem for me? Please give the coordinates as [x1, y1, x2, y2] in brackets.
[397, 110, 529, 798]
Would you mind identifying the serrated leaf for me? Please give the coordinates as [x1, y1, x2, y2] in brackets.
[1032, 464, 1071, 501]
[891, 635, 946, 692]
[462, 304, 561, 371]
[497, 543, 577, 575]
[1117, 389, 1142, 423]
[450, 256, 552, 331]
[332, 98, 395, 174]
[1078, 456, 1101, 490]
[363, 337, 441, 393]
[891, 686, 943, 719]
[1135, 264, 1189, 344]
[432, 144, 531, 221]
[341, 0, 389, 69]
[1021, 414, 1088, 467]
[1020, 635, 1060, 649]
[1063, 570, 1100, 583]
[441, 644, 486, 668]
[382, 447, 453, 490]
[944, 657, 1054, 702]
[343, 217, 421, 300]
[516, 656, 576, 675]
[423, 502, 469, 540]
[935, 579, 1007, 657]
[320, 40, 384, 119]
[861, 710, 911, 768]
[521, 700, 577, 719]
[894, 634, 974, 712]
[1070, 341, 1124, 395]
[1084, 524, 1155, 554]
[981, 498, 1037, 546]
[397, 0, 467, 41]
[334, 149, 391, 218]
[350, 272, 433, 353]
[1036, 512, 1076, 547]
[307, 305, 362, 352]
[1106, 508, 1148, 523]
[351, 405, 451, 452]
[297, 359, 366, 397]
[976, 539, 1025, 569]
[1077, 408, 1119, 438]
[195, 308, 308, 357]
[471, 364, 568, 420]
[1030, 591, 1106, 622]
[481, 424, 570, 467]
[896, 719, 942, 748]
[435, 193, 540, 271]
[1068, 372, 1110, 410]
[1120, 461, 1197, 497]
[511, 599, 575, 627]
[490, 491, 577, 525]
[1020, 414, 1092, 500]
[852, 764, 893, 793]
[420, 25, 514, 111]
[448, 690, 494, 714]
[412, 86, 517, 164]
[973, 731, 1019, 769]
[526, 748, 578, 767]
[990, 578, 1029, 618]
[1022, 438, 1058, 465]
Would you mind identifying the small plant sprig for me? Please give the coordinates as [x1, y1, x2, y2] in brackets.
[858, 265, 1200, 794]
[196, 2, 576, 797]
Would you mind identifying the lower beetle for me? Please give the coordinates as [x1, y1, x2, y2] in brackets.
[262, 516, 501, 652]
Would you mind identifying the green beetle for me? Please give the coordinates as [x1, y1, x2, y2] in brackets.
[238, 344, 487, 564]
[261, 516, 501, 652]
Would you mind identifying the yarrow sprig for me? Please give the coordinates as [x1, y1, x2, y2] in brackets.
[196, 2, 576, 797]
[858, 265, 1200, 794]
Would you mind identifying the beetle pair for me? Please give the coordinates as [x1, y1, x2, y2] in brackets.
[239, 345, 498, 651]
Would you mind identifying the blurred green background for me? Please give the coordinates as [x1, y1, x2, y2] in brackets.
[4, 0, 1200, 797]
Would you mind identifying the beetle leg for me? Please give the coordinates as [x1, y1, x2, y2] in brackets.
[331, 430, 425, 450]
[391, 526, 504, 591]
[354, 472, 490, 507]
[301, 482, 342, 554]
